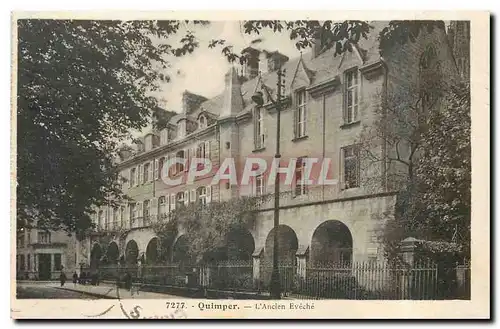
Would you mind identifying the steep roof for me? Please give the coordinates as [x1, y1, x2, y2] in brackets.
[168, 21, 387, 124]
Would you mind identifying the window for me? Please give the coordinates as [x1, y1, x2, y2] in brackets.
[344, 69, 360, 124]
[143, 163, 150, 183]
[19, 255, 25, 271]
[176, 192, 185, 208]
[419, 46, 438, 113]
[175, 150, 185, 174]
[120, 206, 125, 228]
[27, 254, 31, 271]
[17, 233, 25, 248]
[130, 168, 136, 186]
[296, 90, 307, 138]
[143, 200, 150, 225]
[343, 145, 360, 189]
[27, 230, 31, 245]
[294, 158, 307, 196]
[158, 157, 165, 179]
[38, 231, 51, 244]
[199, 115, 207, 129]
[197, 142, 206, 159]
[98, 210, 104, 229]
[255, 108, 265, 149]
[197, 187, 207, 205]
[143, 200, 150, 218]
[113, 207, 119, 229]
[130, 203, 137, 225]
[104, 208, 109, 230]
[54, 254, 62, 271]
[255, 174, 265, 196]
[158, 196, 167, 218]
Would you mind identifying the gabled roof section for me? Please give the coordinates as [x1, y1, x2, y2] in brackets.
[180, 21, 388, 117]
[290, 54, 315, 91]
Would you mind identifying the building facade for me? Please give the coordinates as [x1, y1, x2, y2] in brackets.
[16, 228, 78, 280]
[77, 21, 459, 282]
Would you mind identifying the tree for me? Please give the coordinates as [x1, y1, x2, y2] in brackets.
[381, 81, 471, 260]
[16, 18, 447, 234]
[16, 19, 207, 234]
[414, 81, 471, 255]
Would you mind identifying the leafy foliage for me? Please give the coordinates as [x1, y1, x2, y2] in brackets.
[17, 19, 206, 233]
[381, 82, 471, 260]
[18, 18, 450, 235]
[151, 194, 288, 263]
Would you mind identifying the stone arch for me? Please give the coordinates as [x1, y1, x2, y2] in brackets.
[171, 235, 192, 264]
[90, 243, 102, 270]
[263, 225, 299, 266]
[145, 237, 160, 264]
[202, 227, 256, 263]
[125, 240, 139, 265]
[310, 220, 353, 266]
[106, 241, 119, 265]
[226, 227, 255, 261]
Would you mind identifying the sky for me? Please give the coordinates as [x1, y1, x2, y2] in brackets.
[136, 20, 453, 137]
[150, 21, 303, 112]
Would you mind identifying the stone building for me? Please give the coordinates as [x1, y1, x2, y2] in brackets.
[447, 20, 470, 81]
[16, 227, 78, 280]
[78, 21, 459, 284]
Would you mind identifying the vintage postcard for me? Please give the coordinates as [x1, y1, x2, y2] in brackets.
[11, 10, 490, 319]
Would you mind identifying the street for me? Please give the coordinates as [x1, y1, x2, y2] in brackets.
[16, 283, 99, 299]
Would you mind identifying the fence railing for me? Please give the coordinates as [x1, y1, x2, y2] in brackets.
[82, 260, 470, 300]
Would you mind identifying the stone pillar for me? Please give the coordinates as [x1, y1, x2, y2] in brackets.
[24, 253, 29, 274]
[400, 237, 421, 299]
[75, 239, 80, 273]
[50, 253, 55, 280]
[252, 247, 263, 291]
[296, 246, 309, 283]
[61, 253, 66, 272]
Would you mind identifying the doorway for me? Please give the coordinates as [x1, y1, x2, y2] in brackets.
[38, 254, 51, 280]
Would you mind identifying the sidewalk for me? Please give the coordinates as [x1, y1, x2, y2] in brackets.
[46, 282, 185, 299]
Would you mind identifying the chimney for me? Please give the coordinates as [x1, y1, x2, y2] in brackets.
[182, 90, 207, 114]
[222, 66, 244, 117]
[241, 46, 261, 80]
[266, 51, 289, 71]
[259, 51, 269, 74]
[311, 36, 323, 59]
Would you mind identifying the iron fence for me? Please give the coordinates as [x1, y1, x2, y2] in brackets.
[79, 260, 470, 300]
[206, 260, 254, 291]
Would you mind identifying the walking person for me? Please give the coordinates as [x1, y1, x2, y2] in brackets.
[72, 272, 78, 287]
[59, 271, 67, 287]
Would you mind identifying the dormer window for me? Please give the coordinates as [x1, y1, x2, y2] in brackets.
[178, 121, 186, 139]
[160, 128, 169, 145]
[199, 114, 207, 129]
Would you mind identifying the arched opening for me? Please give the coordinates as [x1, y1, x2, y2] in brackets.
[145, 237, 160, 265]
[201, 227, 255, 263]
[125, 240, 139, 265]
[310, 220, 353, 266]
[90, 243, 102, 270]
[226, 227, 255, 261]
[261, 225, 299, 291]
[171, 235, 191, 264]
[106, 242, 119, 265]
[263, 225, 299, 265]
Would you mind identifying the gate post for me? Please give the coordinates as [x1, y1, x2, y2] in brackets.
[400, 237, 420, 299]
[252, 247, 263, 291]
[296, 246, 309, 292]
